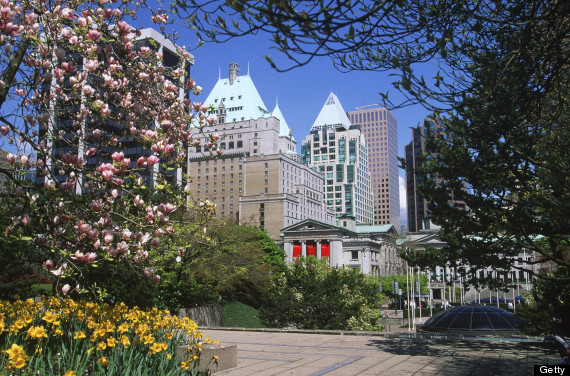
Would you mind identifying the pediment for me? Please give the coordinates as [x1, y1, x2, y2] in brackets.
[406, 233, 445, 247]
[281, 218, 344, 234]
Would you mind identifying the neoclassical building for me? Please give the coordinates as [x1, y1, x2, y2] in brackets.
[281, 215, 404, 276]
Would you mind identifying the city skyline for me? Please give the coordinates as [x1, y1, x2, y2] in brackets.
[187, 33, 432, 227]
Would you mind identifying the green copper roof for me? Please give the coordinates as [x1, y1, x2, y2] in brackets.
[271, 101, 292, 138]
[355, 224, 395, 234]
[204, 64, 271, 122]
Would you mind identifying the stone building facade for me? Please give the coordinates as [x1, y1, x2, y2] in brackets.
[187, 63, 335, 239]
[281, 215, 404, 276]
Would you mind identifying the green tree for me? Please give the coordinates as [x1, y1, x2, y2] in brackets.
[154, 219, 286, 311]
[402, 7, 570, 283]
[260, 257, 384, 330]
[518, 266, 570, 336]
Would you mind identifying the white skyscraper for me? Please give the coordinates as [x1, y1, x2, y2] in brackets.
[301, 93, 373, 224]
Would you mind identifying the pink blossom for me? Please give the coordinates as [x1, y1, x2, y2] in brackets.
[103, 230, 113, 244]
[82, 85, 94, 96]
[0, 125, 9, 135]
[78, 222, 91, 233]
[7, 153, 16, 164]
[86, 29, 101, 41]
[86, 252, 97, 263]
[147, 155, 159, 165]
[85, 59, 99, 72]
[21, 215, 30, 226]
[153, 275, 161, 283]
[62, 284, 71, 295]
[88, 229, 99, 240]
[44, 260, 53, 272]
[136, 156, 147, 166]
[101, 104, 111, 117]
[160, 120, 172, 131]
[90, 200, 102, 211]
[111, 151, 124, 162]
[115, 240, 127, 252]
[102, 170, 113, 181]
[60, 7, 75, 19]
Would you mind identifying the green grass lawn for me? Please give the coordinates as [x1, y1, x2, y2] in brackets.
[222, 301, 267, 328]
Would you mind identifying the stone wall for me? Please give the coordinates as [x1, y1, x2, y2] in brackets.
[178, 305, 223, 327]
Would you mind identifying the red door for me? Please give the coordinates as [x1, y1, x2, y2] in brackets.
[307, 243, 316, 257]
[293, 244, 301, 258]
[321, 242, 330, 258]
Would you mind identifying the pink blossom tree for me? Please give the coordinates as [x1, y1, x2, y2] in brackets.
[0, 0, 217, 298]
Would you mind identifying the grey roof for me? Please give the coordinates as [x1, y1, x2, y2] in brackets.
[310, 92, 351, 131]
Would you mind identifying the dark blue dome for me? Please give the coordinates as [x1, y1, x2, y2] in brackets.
[420, 305, 525, 335]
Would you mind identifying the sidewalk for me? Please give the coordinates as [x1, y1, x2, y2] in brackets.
[201, 329, 559, 375]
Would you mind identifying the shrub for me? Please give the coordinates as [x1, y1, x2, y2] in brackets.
[260, 257, 384, 331]
[0, 298, 216, 375]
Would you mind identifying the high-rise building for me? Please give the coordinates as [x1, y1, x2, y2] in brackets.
[38, 27, 193, 191]
[187, 63, 334, 239]
[348, 106, 399, 227]
[404, 118, 466, 232]
[301, 93, 373, 224]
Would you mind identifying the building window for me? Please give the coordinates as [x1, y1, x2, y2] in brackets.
[351, 251, 358, 260]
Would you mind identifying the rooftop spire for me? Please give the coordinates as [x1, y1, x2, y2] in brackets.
[229, 62, 239, 85]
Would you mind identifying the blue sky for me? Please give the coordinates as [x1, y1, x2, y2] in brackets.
[185, 33, 433, 222]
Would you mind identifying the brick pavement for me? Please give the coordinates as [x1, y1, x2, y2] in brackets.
[201, 329, 561, 376]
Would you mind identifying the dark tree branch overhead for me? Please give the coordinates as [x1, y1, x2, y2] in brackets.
[178, 0, 568, 110]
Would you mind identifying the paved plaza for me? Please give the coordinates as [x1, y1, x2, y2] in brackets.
[201, 329, 561, 376]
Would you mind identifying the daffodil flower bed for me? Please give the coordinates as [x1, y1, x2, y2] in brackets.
[0, 298, 215, 375]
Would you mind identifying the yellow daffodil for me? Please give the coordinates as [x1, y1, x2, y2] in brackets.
[27, 325, 49, 339]
[98, 357, 109, 366]
[118, 322, 129, 333]
[107, 337, 117, 347]
[120, 335, 131, 347]
[74, 331, 86, 339]
[63, 371, 77, 376]
[42, 311, 56, 323]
